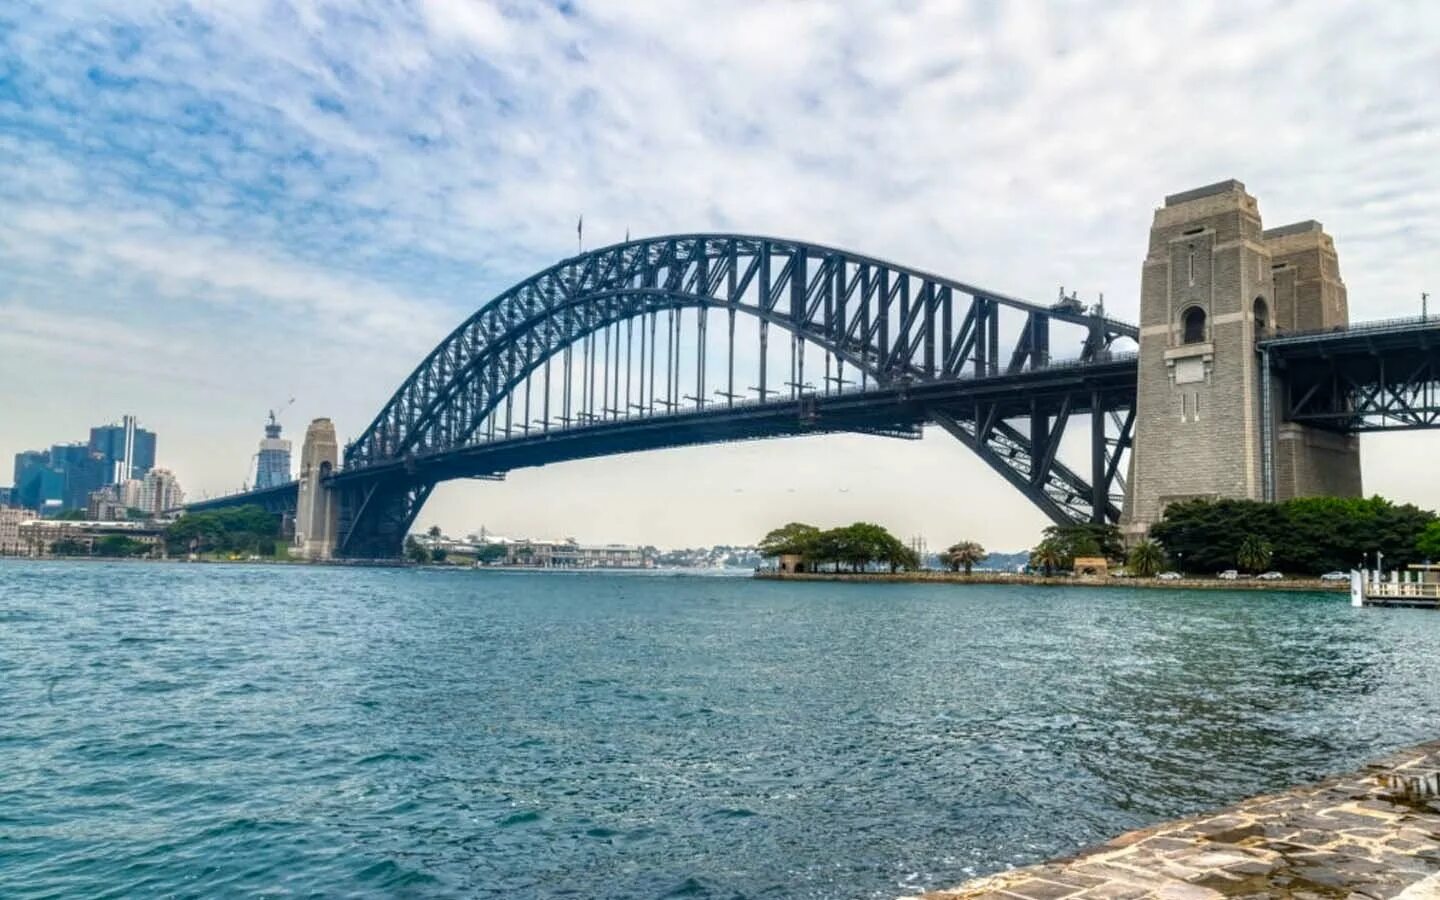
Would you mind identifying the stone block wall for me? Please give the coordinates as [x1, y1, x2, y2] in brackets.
[1123, 181, 1362, 535]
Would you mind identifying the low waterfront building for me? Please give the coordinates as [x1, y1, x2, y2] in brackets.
[0, 506, 31, 555]
[777, 553, 806, 574]
[1072, 556, 1110, 579]
[506, 538, 651, 568]
[15, 518, 163, 558]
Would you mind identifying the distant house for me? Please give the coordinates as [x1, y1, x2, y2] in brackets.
[777, 553, 806, 574]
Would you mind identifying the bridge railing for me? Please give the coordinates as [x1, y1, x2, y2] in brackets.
[1260, 314, 1440, 346]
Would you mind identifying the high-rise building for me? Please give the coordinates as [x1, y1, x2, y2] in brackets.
[0, 486, 12, 507]
[14, 416, 170, 515]
[255, 411, 293, 489]
[89, 416, 157, 484]
[139, 468, 184, 514]
[119, 478, 145, 511]
[51, 443, 110, 512]
[13, 450, 58, 510]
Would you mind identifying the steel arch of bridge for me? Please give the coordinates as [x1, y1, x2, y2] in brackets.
[338, 235, 1138, 557]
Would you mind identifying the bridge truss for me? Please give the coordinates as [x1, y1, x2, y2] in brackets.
[1263, 318, 1440, 432]
[326, 235, 1137, 557]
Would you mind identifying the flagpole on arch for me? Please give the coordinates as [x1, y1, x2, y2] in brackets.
[577, 214, 583, 254]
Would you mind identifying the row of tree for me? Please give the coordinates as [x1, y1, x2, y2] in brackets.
[164, 506, 281, 557]
[47, 535, 154, 558]
[759, 522, 921, 572]
[1148, 497, 1439, 575]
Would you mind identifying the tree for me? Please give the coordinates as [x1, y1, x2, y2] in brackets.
[758, 523, 821, 559]
[1150, 496, 1435, 575]
[474, 543, 508, 565]
[404, 536, 430, 564]
[431, 547, 448, 563]
[427, 525, 442, 539]
[942, 541, 986, 574]
[1236, 534, 1273, 573]
[1030, 539, 1064, 577]
[95, 534, 149, 558]
[1418, 521, 1440, 561]
[55, 509, 87, 521]
[1040, 523, 1123, 567]
[1127, 539, 1165, 577]
[165, 505, 281, 557]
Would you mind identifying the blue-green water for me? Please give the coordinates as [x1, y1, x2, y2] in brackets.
[4, 563, 1440, 898]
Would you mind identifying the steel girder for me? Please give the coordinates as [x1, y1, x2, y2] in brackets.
[1262, 320, 1440, 432]
[347, 235, 1137, 467]
[334, 479, 434, 559]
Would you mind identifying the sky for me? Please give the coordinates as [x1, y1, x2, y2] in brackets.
[2, 0, 1438, 551]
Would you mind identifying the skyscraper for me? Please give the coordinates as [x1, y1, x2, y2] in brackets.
[13, 416, 163, 514]
[50, 443, 110, 511]
[255, 411, 293, 489]
[89, 416, 156, 484]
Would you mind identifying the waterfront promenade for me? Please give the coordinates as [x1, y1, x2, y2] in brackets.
[906, 741, 1440, 899]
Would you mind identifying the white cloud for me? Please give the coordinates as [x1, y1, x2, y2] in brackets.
[1, 0, 1438, 545]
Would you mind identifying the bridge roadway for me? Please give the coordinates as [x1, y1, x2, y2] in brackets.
[184, 314, 1440, 536]
[186, 354, 1140, 519]
[1260, 315, 1440, 432]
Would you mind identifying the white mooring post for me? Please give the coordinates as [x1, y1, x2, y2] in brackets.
[1350, 570, 1365, 607]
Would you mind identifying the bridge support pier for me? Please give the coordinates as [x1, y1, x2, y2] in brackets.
[1122, 180, 1361, 539]
[294, 418, 340, 560]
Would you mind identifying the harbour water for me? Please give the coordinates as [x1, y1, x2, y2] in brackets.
[4, 562, 1440, 898]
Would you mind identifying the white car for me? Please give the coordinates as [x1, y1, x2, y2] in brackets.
[1157, 571, 1183, 581]
[1218, 569, 1239, 580]
[1320, 571, 1350, 582]
[1256, 571, 1284, 581]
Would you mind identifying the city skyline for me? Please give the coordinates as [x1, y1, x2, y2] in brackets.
[3, 2, 1438, 548]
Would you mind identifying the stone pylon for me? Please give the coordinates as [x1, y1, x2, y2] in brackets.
[1121, 180, 1361, 539]
[294, 418, 339, 560]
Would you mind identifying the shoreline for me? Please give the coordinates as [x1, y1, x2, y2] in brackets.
[905, 739, 1440, 899]
[755, 570, 1347, 593]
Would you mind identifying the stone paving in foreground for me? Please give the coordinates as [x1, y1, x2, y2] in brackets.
[906, 741, 1440, 900]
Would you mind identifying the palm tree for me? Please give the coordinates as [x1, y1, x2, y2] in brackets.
[1127, 539, 1165, 578]
[1030, 539, 1064, 577]
[1237, 534, 1273, 573]
[944, 541, 986, 575]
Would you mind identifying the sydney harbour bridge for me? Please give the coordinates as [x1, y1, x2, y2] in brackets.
[190, 186, 1440, 560]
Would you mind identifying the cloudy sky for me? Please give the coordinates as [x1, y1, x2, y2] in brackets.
[3, 1, 1438, 550]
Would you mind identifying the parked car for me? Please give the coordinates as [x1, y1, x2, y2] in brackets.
[1256, 571, 1284, 581]
[1157, 571, 1183, 581]
[1218, 569, 1239, 580]
[1320, 571, 1350, 581]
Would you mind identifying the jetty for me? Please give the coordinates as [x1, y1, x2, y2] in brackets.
[1352, 565, 1440, 609]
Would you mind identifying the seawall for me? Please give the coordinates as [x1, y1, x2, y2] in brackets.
[755, 571, 1346, 593]
[904, 740, 1440, 899]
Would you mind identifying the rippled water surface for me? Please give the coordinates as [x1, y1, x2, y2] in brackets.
[4, 562, 1440, 898]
